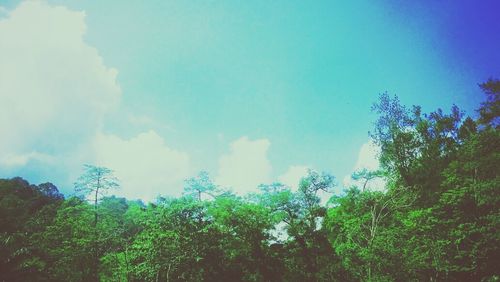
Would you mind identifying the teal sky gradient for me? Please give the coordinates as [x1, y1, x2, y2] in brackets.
[1, 0, 498, 198]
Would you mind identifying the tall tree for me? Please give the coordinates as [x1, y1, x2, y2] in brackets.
[183, 171, 219, 201]
[74, 164, 119, 281]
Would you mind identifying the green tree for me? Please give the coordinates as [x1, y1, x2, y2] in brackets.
[0, 178, 63, 282]
[264, 170, 342, 281]
[74, 164, 119, 281]
[478, 78, 500, 128]
[41, 197, 95, 281]
[183, 171, 220, 201]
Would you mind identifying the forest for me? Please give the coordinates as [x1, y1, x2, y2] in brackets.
[1, 79, 499, 282]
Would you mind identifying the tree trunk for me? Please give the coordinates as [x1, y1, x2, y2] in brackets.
[166, 263, 172, 282]
[93, 174, 101, 282]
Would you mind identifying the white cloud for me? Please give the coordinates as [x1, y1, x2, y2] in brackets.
[0, 2, 192, 202]
[0, 2, 194, 201]
[216, 136, 272, 195]
[343, 140, 386, 191]
[0, 151, 55, 167]
[278, 165, 309, 191]
[92, 130, 191, 201]
[128, 114, 171, 131]
[353, 140, 380, 171]
[0, 1, 120, 170]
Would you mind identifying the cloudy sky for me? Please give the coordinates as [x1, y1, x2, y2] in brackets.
[1, 0, 499, 201]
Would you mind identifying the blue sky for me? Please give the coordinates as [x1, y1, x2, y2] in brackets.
[0, 0, 499, 200]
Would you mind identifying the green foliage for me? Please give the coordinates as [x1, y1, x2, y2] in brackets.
[478, 78, 500, 128]
[324, 79, 499, 281]
[0, 178, 63, 282]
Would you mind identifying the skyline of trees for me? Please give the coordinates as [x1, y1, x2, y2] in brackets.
[1, 79, 498, 281]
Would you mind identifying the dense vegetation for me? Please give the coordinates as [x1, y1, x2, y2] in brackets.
[1, 79, 499, 281]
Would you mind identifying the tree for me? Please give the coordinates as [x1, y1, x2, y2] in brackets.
[41, 197, 96, 281]
[183, 171, 220, 201]
[97, 196, 131, 282]
[478, 78, 500, 128]
[370, 93, 419, 187]
[0, 178, 63, 281]
[208, 195, 276, 281]
[371, 93, 464, 206]
[351, 168, 385, 191]
[74, 164, 119, 281]
[326, 186, 415, 281]
[276, 170, 341, 281]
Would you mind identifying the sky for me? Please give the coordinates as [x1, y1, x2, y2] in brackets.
[1, 0, 499, 201]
